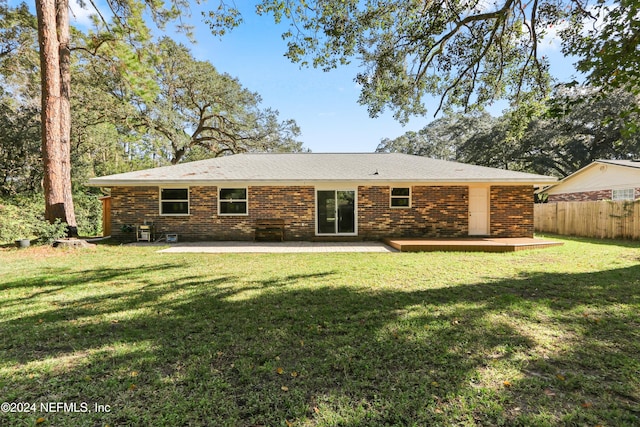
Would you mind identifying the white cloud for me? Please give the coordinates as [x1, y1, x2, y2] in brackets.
[69, 0, 97, 28]
[536, 21, 569, 52]
[536, 4, 617, 53]
[472, 0, 499, 14]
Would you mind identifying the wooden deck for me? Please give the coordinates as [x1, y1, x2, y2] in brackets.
[383, 237, 564, 253]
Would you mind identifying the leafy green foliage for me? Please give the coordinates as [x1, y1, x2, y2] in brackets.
[0, 1, 37, 69]
[250, 0, 639, 123]
[255, 0, 557, 121]
[71, 191, 103, 237]
[1, 1, 306, 237]
[202, 1, 243, 37]
[76, 36, 304, 165]
[521, 86, 640, 176]
[0, 2, 41, 196]
[377, 112, 496, 160]
[0, 195, 65, 243]
[561, 0, 640, 95]
[0, 197, 37, 241]
[0, 93, 42, 196]
[0, 193, 102, 244]
[35, 218, 69, 245]
[380, 85, 640, 177]
[30, 0, 239, 230]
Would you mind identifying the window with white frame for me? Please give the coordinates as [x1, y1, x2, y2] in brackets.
[219, 188, 248, 215]
[160, 188, 189, 215]
[612, 188, 635, 201]
[390, 187, 411, 208]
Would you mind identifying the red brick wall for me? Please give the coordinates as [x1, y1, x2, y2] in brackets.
[249, 186, 315, 240]
[109, 184, 535, 241]
[358, 186, 469, 238]
[490, 186, 534, 237]
[110, 186, 315, 241]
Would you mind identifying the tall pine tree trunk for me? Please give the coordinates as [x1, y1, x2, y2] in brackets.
[35, 0, 77, 236]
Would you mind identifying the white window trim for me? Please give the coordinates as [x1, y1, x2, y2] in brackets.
[611, 188, 635, 201]
[218, 187, 249, 216]
[390, 187, 411, 208]
[159, 187, 190, 216]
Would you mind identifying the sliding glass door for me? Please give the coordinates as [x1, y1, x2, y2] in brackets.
[317, 190, 356, 235]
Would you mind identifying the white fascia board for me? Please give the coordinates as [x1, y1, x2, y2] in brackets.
[88, 177, 557, 188]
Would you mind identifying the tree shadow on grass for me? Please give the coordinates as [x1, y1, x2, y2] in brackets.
[0, 264, 182, 293]
[0, 263, 639, 426]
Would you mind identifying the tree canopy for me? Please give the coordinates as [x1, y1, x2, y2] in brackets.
[72, 35, 304, 166]
[3, 0, 640, 234]
[377, 112, 496, 160]
[0, 2, 40, 195]
[378, 86, 640, 177]
[0, 2, 304, 196]
[246, 0, 640, 122]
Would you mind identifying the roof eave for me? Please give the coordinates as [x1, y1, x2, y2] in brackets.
[88, 177, 558, 187]
[596, 159, 640, 169]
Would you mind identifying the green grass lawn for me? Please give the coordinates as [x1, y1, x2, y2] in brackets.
[1, 236, 639, 426]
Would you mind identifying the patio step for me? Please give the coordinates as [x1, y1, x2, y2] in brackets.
[383, 237, 563, 253]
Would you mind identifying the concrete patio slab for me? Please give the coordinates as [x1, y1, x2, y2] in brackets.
[154, 241, 399, 254]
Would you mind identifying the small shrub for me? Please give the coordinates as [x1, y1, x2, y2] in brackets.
[0, 195, 66, 244]
[0, 197, 39, 243]
[0, 190, 103, 244]
[73, 191, 103, 237]
[35, 218, 68, 245]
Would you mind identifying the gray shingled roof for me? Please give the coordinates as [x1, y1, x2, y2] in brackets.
[88, 153, 557, 186]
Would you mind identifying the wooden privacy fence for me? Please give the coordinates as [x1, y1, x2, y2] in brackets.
[534, 200, 640, 239]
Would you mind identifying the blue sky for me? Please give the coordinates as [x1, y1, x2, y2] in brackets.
[172, 4, 580, 153]
[164, 3, 438, 153]
[21, 0, 581, 153]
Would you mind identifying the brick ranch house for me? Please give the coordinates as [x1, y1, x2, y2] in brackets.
[88, 153, 557, 242]
[540, 159, 640, 202]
